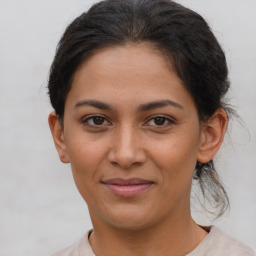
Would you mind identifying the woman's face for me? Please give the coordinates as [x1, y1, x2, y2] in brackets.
[60, 44, 205, 230]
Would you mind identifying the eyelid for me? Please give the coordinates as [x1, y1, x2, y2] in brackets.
[81, 114, 111, 127]
[144, 114, 176, 126]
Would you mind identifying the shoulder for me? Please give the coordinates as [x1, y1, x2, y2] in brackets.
[51, 242, 79, 256]
[189, 226, 255, 256]
[51, 231, 95, 256]
[211, 226, 255, 255]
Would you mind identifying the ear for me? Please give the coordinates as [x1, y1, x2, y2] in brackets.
[197, 108, 227, 163]
[48, 111, 70, 163]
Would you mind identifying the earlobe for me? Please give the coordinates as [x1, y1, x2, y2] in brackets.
[48, 111, 70, 163]
[197, 109, 227, 163]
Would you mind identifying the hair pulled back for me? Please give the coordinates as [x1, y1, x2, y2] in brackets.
[48, 0, 231, 218]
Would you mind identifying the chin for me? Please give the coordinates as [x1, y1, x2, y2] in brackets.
[107, 217, 154, 231]
[94, 203, 161, 231]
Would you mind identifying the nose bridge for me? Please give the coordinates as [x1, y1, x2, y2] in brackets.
[108, 123, 145, 168]
[118, 123, 136, 153]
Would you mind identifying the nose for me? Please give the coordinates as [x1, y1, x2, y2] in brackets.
[107, 125, 147, 169]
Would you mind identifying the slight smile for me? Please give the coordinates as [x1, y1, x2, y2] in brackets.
[102, 178, 155, 197]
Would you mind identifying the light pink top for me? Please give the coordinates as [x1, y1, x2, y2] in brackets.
[52, 226, 255, 256]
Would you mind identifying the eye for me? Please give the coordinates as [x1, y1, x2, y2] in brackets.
[82, 115, 111, 127]
[146, 115, 175, 127]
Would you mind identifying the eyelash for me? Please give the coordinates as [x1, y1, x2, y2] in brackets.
[81, 114, 175, 128]
[81, 115, 111, 127]
[145, 115, 175, 127]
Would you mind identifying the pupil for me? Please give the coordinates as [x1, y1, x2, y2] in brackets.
[154, 117, 165, 125]
[93, 117, 104, 125]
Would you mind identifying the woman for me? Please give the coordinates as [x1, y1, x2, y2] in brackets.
[48, 0, 255, 255]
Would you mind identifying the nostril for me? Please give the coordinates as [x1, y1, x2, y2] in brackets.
[109, 159, 144, 169]
[107, 137, 147, 168]
[111, 161, 119, 167]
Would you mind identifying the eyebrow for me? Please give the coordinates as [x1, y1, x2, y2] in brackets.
[74, 99, 184, 111]
[138, 100, 184, 112]
[75, 99, 112, 110]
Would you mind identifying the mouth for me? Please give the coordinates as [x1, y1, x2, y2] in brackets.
[101, 178, 154, 198]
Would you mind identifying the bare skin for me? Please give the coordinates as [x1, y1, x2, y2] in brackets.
[49, 43, 227, 256]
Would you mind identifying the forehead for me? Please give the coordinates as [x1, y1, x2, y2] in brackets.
[66, 43, 195, 112]
[75, 43, 174, 79]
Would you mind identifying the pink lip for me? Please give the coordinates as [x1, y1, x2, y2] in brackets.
[102, 178, 154, 197]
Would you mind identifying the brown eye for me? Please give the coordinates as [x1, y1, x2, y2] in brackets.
[153, 117, 166, 126]
[82, 115, 110, 127]
[92, 116, 105, 125]
[146, 115, 175, 127]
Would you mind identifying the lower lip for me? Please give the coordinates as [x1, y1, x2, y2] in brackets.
[104, 183, 153, 197]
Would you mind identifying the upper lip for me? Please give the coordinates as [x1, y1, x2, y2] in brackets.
[102, 178, 154, 185]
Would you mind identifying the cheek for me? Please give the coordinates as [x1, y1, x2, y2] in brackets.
[151, 134, 199, 170]
[64, 135, 109, 195]
[66, 132, 108, 169]
[149, 131, 199, 194]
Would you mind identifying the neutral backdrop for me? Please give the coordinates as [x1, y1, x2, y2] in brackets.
[0, 0, 255, 255]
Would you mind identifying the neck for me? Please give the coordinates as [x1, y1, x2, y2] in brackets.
[89, 211, 207, 256]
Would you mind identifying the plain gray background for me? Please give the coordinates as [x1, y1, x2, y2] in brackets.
[0, 0, 255, 255]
